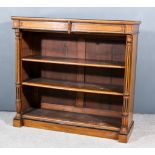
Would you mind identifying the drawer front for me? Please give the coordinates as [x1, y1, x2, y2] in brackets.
[19, 21, 68, 31]
[72, 23, 125, 34]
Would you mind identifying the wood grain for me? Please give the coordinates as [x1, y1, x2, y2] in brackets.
[41, 102, 122, 118]
[12, 17, 140, 143]
[21, 119, 119, 140]
[22, 55, 125, 69]
[22, 78, 124, 96]
[22, 108, 121, 131]
[12, 17, 140, 34]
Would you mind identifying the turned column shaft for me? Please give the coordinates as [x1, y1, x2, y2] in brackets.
[120, 35, 133, 134]
[15, 29, 22, 119]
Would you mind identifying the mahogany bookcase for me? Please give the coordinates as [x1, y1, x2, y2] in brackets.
[12, 16, 140, 143]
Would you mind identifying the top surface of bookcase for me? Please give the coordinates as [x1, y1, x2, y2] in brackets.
[12, 16, 141, 34]
[12, 16, 141, 25]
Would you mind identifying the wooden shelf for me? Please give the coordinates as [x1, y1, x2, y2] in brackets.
[41, 103, 122, 118]
[22, 108, 121, 131]
[22, 78, 124, 96]
[22, 55, 125, 69]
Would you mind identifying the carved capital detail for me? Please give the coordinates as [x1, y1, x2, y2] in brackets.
[127, 35, 133, 43]
[13, 20, 20, 29]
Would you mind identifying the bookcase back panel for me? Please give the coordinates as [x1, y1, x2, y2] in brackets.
[22, 62, 124, 86]
[41, 34, 79, 58]
[22, 62, 41, 81]
[40, 89, 76, 106]
[21, 31, 125, 118]
[22, 32, 41, 57]
[41, 64, 78, 82]
[21, 31, 125, 86]
[21, 32, 126, 62]
[22, 86, 40, 109]
[22, 61, 124, 117]
[22, 86, 77, 110]
[84, 93, 123, 112]
[26, 87, 123, 116]
[85, 36, 126, 62]
[85, 67, 124, 87]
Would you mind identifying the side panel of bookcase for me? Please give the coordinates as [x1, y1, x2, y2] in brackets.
[119, 33, 138, 142]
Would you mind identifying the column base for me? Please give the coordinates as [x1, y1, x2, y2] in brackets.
[118, 121, 134, 143]
[13, 118, 23, 127]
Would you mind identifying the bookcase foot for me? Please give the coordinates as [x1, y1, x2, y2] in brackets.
[13, 118, 23, 127]
[118, 121, 134, 143]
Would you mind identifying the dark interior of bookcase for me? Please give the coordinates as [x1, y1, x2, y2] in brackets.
[21, 31, 126, 128]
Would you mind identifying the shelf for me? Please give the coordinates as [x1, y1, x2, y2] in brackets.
[22, 78, 124, 96]
[41, 103, 122, 118]
[22, 55, 125, 69]
[22, 108, 121, 131]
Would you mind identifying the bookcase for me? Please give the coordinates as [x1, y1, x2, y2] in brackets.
[12, 17, 140, 143]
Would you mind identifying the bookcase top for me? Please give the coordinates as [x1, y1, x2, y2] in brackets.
[11, 16, 141, 25]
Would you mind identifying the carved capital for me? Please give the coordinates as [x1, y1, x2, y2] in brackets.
[13, 20, 20, 29]
[127, 35, 133, 43]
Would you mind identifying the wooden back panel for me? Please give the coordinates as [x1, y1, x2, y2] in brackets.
[21, 31, 126, 117]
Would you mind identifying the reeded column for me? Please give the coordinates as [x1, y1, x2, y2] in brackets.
[120, 35, 133, 134]
[15, 29, 22, 123]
